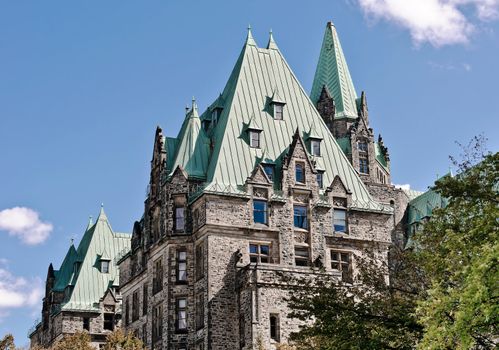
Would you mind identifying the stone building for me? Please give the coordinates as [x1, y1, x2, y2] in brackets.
[29, 207, 131, 349]
[118, 22, 418, 349]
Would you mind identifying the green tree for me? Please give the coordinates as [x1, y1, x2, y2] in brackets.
[286, 246, 424, 349]
[415, 150, 498, 349]
[102, 329, 145, 350]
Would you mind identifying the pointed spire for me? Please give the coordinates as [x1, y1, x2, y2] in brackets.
[97, 204, 108, 222]
[267, 29, 278, 50]
[311, 21, 358, 119]
[190, 97, 199, 119]
[245, 24, 257, 47]
[85, 215, 93, 231]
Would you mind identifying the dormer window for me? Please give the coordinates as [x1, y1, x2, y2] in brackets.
[317, 171, 324, 189]
[101, 260, 110, 274]
[202, 120, 211, 132]
[249, 130, 261, 148]
[273, 103, 284, 120]
[211, 107, 223, 126]
[262, 164, 274, 182]
[311, 139, 321, 156]
[295, 163, 305, 183]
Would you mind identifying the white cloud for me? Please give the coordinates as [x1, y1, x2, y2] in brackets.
[0, 267, 43, 311]
[358, 0, 499, 47]
[394, 184, 412, 191]
[427, 60, 473, 71]
[0, 207, 53, 245]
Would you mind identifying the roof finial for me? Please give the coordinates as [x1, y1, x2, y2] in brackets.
[245, 24, 257, 46]
[192, 96, 197, 110]
[267, 28, 278, 50]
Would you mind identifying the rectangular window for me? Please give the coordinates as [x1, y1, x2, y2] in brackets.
[153, 259, 163, 294]
[317, 172, 324, 189]
[83, 317, 90, 331]
[294, 246, 310, 266]
[293, 205, 308, 229]
[333, 209, 347, 233]
[152, 304, 163, 341]
[142, 323, 147, 344]
[132, 290, 139, 321]
[196, 244, 204, 280]
[311, 139, 321, 156]
[253, 200, 268, 225]
[142, 284, 148, 316]
[177, 250, 187, 283]
[263, 164, 274, 181]
[270, 314, 280, 342]
[101, 260, 110, 273]
[104, 313, 114, 331]
[359, 157, 369, 174]
[249, 243, 270, 264]
[331, 251, 352, 283]
[175, 206, 185, 232]
[250, 131, 260, 148]
[274, 104, 283, 120]
[176, 298, 187, 332]
[124, 297, 129, 326]
[196, 293, 204, 330]
[358, 141, 368, 153]
[295, 163, 305, 183]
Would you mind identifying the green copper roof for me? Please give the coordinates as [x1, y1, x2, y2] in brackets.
[408, 188, 449, 225]
[55, 206, 130, 312]
[310, 22, 358, 119]
[336, 137, 351, 155]
[170, 99, 210, 179]
[195, 30, 387, 212]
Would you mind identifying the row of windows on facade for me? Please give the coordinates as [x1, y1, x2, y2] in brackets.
[81, 314, 115, 332]
[253, 199, 347, 233]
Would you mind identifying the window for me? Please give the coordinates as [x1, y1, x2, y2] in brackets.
[83, 317, 90, 331]
[211, 107, 222, 125]
[101, 260, 110, 274]
[311, 139, 321, 156]
[176, 298, 187, 332]
[124, 297, 129, 326]
[317, 171, 324, 189]
[153, 259, 163, 294]
[270, 314, 280, 342]
[142, 323, 147, 344]
[104, 313, 114, 331]
[249, 130, 261, 148]
[202, 119, 211, 131]
[358, 141, 368, 152]
[253, 200, 268, 225]
[196, 244, 204, 280]
[175, 206, 185, 232]
[263, 164, 274, 181]
[196, 293, 204, 330]
[331, 251, 352, 283]
[142, 284, 148, 316]
[359, 157, 369, 174]
[333, 209, 347, 233]
[274, 104, 284, 120]
[295, 163, 305, 183]
[132, 290, 139, 321]
[177, 250, 187, 283]
[293, 205, 308, 229]
[152, 304, 163, 341]
[295, 246, 310, 266]
[249, 243, 270, 263]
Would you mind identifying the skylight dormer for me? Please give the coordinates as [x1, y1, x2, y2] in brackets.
[270, 89, 286, 120]
[246, 117, 263, 149]
[307, 125, 323, 157]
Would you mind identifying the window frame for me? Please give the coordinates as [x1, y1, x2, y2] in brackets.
[176, 250, 187, 283]
[273, 103, 284, 120]
[176, 297, 188, 333]
[311, 139, 321, 156]
[174, 206, 185, 233]
[132, 289, 139, 321]
[253, 199, 268, 225]
[269, 314, 280, 342]
[103, 313, 114, 331]
[333, 208, 348, 234]
[101, 260, 110, 274]
[294, 246, 310, 267]
[142, 283, 148, 316]
[249, 130, 261, 148]
[293, 205, 308, 229]
[317, 171, 324, 189]
[249, 242, 271, 264]
[196, 292, 204, 330]
[330, 250, 352, 283]
[262, 164, 274, 182]
[152, 303, 163, 341]
[295, 163, 305, 184]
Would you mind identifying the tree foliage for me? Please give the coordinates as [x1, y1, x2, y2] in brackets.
[102, 329, 145, 350]
[415, 150, 498, 349]
[286, 246, 424, 349]
[0, 334, 16, 350]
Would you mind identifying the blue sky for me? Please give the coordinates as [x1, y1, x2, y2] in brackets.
[0, 0, 498, 345]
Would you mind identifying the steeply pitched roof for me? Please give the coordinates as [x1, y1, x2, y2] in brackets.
[408, 186, 449, 225]
[196, 30, 387, 212]
[169, 99, 210, 179]
[54, 206, 130, 312]
[310, 22, 358, 120]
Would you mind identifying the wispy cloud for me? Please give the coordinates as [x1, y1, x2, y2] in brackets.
[0, 262, 43, 319]
[428, 61, 473, 71]
[357, 0, 499, 47]
[0, 207, 53, 245]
